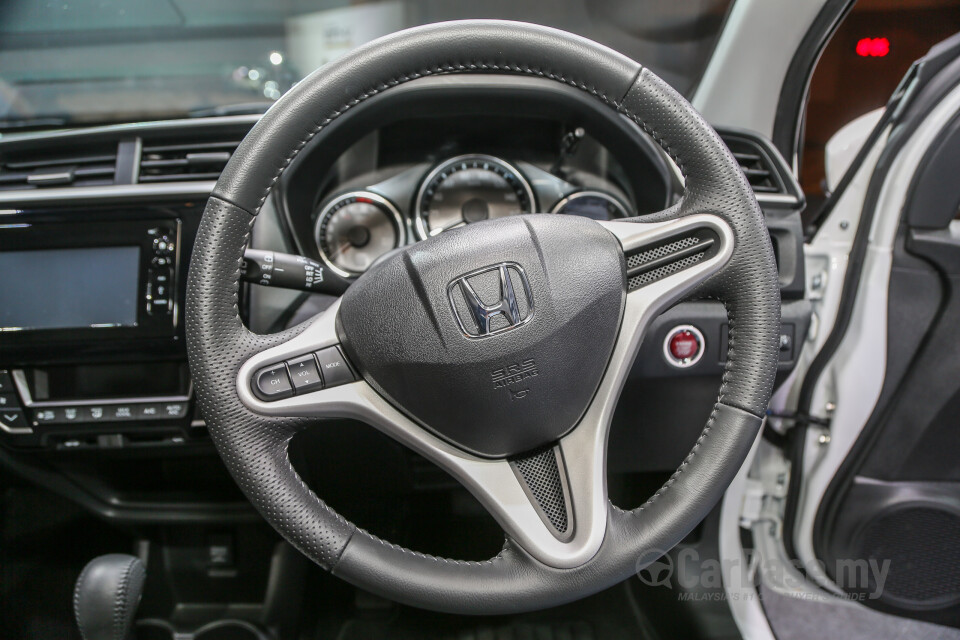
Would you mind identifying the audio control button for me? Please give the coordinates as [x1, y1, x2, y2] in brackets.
[253, 364, 294, 401]
[315, 347, 356, 389]
[286, 354, 323, 394]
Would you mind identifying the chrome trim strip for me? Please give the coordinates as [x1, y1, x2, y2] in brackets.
[754, 192, 802, 206]
[0, 421, 32, 435]
[0, 181, 217, 206]
[0, 114, 260, 145]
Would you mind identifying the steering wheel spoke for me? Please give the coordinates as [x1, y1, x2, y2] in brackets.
[602, 214, 734, 314]
[568, 216, 735, 441]
[236, 299, 599, 568]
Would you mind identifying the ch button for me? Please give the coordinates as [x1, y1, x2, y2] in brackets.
[253, 364, 294, 401]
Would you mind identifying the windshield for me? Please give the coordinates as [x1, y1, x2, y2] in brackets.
[0, 0, 732, 131]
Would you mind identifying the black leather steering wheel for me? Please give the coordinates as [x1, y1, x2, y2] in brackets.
[186, 20, 780, 614]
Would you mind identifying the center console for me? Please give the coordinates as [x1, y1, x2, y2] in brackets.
[0, 203, 203, 449]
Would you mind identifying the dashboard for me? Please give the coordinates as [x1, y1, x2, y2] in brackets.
[0, 88, 807, 523]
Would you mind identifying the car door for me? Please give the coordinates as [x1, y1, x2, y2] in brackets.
[792, 31, 960, 628]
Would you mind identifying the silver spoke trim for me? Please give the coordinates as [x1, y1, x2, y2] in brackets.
[558, 215, 735, 566]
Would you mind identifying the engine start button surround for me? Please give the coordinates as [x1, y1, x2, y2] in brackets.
[663, 324, 705, 368]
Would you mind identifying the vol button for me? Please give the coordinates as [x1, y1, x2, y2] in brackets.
[286, 354, 323, 394]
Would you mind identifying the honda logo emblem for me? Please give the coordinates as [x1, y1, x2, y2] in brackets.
[448, 263, 534, 337]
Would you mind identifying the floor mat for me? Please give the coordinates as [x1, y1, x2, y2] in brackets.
[761, 583, 960, 640]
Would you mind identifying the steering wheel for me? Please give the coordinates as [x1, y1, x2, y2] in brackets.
[186, 20, 780, 614]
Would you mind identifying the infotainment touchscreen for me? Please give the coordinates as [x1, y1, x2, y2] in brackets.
[0, 246, 141, 331]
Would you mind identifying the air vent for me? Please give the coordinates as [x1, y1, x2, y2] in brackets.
[723, 135, 785, 194]
[0, 145, 117, 191]
[625, 229, 718, 291]
[138, 139, 241, 183]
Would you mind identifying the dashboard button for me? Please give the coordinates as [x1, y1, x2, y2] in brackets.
[315, 347, 356, 388]
[286, 354, 323, 394]
[61, 406, 81, 423]
[33, 408, 60, 424]
[111, 405, 135, 421]
[86, 406, 107, 422]
[139, 404, 162, 419]
[0, 370, 13, 393]
[161, 402, 187, 419]
[253, 365, 294, 401]
[0, 409, 28, 432]
[0, 393, 19, 408]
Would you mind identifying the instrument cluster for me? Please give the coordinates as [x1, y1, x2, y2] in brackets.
[313, 154, 631, 278]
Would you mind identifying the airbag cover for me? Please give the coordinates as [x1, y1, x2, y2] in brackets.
[338, 214, 625, 457]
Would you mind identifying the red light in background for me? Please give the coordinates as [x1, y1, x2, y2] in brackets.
[856, 37, 890, 57]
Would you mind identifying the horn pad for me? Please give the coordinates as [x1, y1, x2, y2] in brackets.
[338, 214, 625, 458]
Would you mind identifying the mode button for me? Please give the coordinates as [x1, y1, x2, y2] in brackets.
[315, 347, 356, 388]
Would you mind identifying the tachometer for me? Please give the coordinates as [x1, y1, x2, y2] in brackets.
[314, 191, 404, 277]
[550, 190, 630, 221]
[414, 155, 535, 240]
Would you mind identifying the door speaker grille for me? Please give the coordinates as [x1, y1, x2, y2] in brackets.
[860, 506, 960, 608]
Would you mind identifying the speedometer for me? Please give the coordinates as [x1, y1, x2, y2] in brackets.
[413, 155, 535, 240]
[314, 191, 404, 278]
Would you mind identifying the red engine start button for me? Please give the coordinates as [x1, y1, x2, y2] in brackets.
[663, 325, 705, 368]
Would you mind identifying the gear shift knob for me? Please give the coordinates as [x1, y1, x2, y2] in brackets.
[74, 554, 146, 640]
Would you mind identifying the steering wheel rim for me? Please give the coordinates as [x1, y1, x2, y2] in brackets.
[186, 20, 780, 614]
